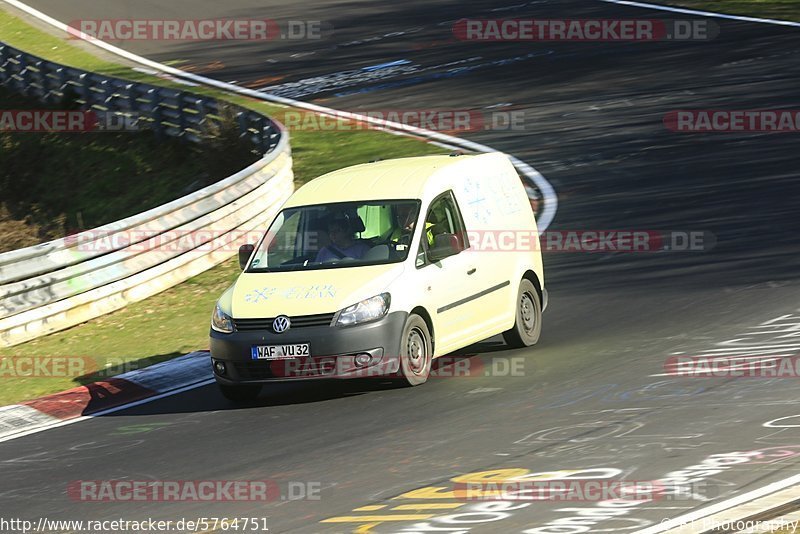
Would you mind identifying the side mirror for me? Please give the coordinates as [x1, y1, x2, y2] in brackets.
[427, 233, 462, 263]
[238, 244, 255, 270]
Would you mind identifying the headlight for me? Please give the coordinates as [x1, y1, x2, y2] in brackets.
[211, 303, 234, 333]
[335, 293, 390, 327]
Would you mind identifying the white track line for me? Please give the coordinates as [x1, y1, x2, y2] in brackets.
[0, 0, 558, 230]
[599, 0, 800, 28]
[0, 379, 215, 444]
[635, 473, 800, 533]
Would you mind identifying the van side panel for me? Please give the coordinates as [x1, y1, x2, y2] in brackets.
[432, 154, 540, 352]
[401, 153, 545, 358]
[484, 155, 543, 333]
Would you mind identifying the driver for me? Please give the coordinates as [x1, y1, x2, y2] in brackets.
[315, 214, 370, 263]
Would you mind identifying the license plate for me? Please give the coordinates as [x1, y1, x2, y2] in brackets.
[251, 343, 310, 360]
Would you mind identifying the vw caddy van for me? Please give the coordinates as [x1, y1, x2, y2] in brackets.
[210, 153, 546, 401]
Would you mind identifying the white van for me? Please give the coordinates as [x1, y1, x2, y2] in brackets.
[210, 153, 546, 401]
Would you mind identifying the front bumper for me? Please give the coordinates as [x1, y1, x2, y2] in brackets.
[210, 311, 407, 384]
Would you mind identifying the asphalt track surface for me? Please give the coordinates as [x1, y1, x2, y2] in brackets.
[2, 0, 800, 532]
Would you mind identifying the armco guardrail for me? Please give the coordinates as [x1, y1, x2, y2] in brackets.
[0, 41, 294, 347]
[0, 42, 279, 152]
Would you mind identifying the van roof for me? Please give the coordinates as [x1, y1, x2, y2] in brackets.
[284, 154, 476, 207]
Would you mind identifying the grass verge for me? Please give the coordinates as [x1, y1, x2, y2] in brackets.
[0, 6, 442, 405]
[664, 1, 800, 21]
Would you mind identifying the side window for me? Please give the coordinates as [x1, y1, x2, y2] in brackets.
[416, 191, 469, 267]
[357, 204, 392, 239]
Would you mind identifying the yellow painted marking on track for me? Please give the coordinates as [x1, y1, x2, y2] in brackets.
[354, 523, 380, 533]
[391, 503, 465, 510]
[321, 514, 434, 523]
[353, 505, 387, 511]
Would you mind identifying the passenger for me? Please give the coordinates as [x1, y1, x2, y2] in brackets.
[315, 215, 370, 262]
[389, 205, 436, 246]
[388, 205, 418, 244]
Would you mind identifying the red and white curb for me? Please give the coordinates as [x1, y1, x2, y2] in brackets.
[0, 351, 214, 443]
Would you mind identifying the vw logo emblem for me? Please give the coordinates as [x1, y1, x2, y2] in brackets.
[272, 315, 291, 333]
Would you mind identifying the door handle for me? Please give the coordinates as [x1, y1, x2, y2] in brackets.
[467, 268, 477, 275]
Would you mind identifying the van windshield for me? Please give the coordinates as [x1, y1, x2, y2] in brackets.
[247, 200, 421, 272]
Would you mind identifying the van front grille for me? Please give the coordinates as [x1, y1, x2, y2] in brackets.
[232, 313, 335, 332]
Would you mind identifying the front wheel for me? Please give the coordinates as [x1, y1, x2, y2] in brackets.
[218, 383, 262, 402]
[399, 314, 433, 386]
[503, 279, 542, 348]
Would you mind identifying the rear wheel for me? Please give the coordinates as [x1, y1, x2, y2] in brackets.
[503, 279, 542, 348]
[399, 314, 432, 386]
[218, 383, 261, 402]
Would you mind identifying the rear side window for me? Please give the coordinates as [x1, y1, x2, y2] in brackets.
[357, 204, 393, 239]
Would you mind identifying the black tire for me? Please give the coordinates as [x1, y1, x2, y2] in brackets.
[399, 314, 433, 386]
[218, 383, 261, 402]
[502, 279, 542, 348]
